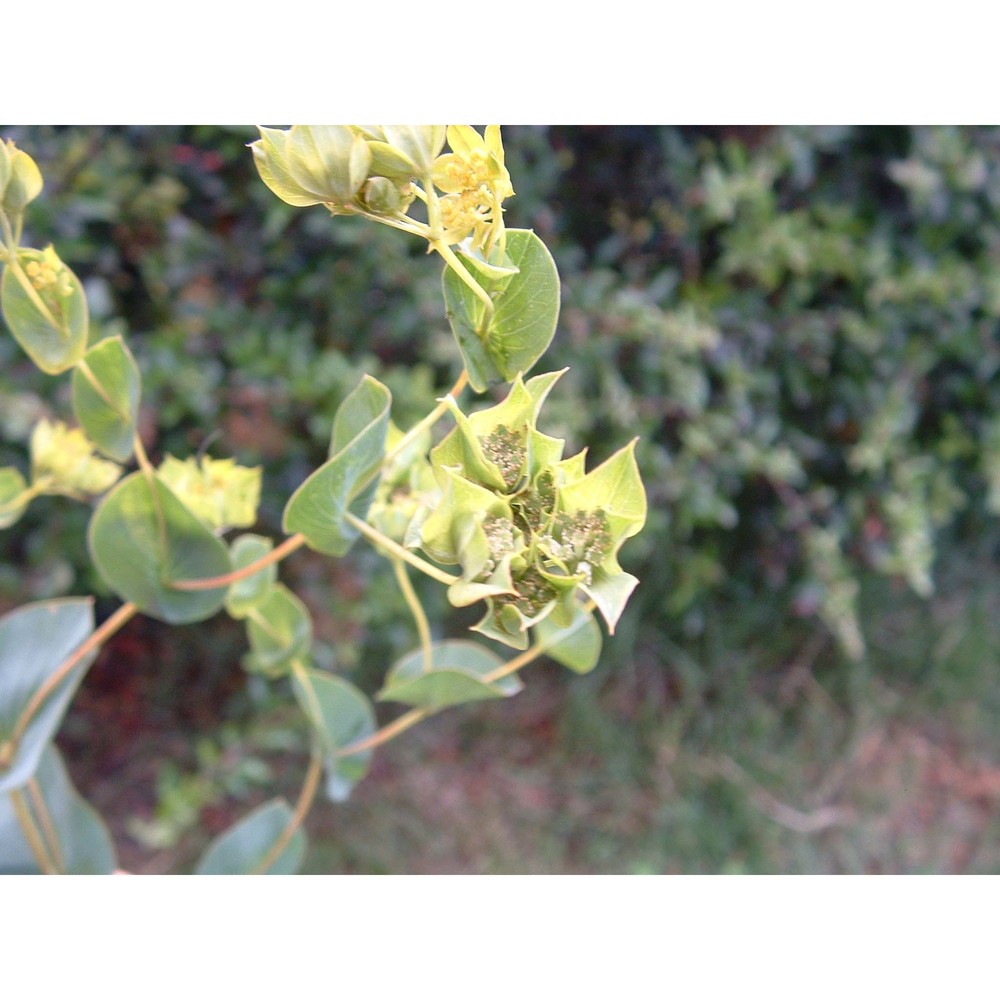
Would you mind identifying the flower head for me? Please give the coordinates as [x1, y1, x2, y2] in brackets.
[432, 126, 514, 253]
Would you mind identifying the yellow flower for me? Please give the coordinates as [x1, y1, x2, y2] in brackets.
[431, 126, 514, 252]
[30, 420, 121, 498]
[158, 454, 261, 531]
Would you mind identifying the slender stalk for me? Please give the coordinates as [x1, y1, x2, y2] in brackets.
[383, 369, 469, 467]
[337, 707, 428, 757]
[391, 556, 433, 673]
[7, 601, 138, 751]
[171, 533, 307, 591]
[27, 777, 64, 874]
[9, 789, 57, 874]
[432, 240, 495, 324]
[252, 745, 323, 875]
[344, 512, 458, 586]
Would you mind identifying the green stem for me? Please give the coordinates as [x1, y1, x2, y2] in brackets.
[391, 556, 433, 673]
[344, 512, 458, 586]
[27, 777, 64, 874]
[432, 239, 496, 326]
[337, 707, 428, 756]
[383, 369, 469, 467]
[9, 789, 58, 874]
[252, 742, 323, 875]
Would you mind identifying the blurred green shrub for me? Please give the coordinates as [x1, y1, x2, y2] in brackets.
[2, 125, 998, 665]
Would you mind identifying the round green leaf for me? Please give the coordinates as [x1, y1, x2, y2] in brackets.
[283, 375, 392, 556]
[442, 229, 560, 391]
[225, 534, 278, 620]
[1, 250, 88, 375]
[0, 599, 96, 795]
[243, 584, 312, 678]
[292, 668, 375, 802]
[194, 798, 305, 875]
[88, 471, 231, 624]
[71, 336, 141, 462]
[0, 745, 116, 874]
[534, 605, 603, 674]
[378, 639, 522, 710]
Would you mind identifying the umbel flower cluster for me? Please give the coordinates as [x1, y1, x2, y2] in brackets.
[376, 371, 646, 649]
[250, 125, 513, 254]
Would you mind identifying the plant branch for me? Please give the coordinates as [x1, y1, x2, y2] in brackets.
[27, 776, 64, 873]
[432, 240, 495, 325]
[344, 512, 458, 586]
[391, 556, 433, 673]
[337, 707, 428, 757]
[8, 789, 58, 874]
[383, 369, 469, 467]
[252, 744, 323, 875]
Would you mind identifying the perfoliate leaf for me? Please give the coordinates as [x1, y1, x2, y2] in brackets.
[442, 230, 560, 391]
[88, 472, 231, 624]
[0, 599, 96, 795]
[1, 247, 88, 375]
[243, 584, 312, 678]
[377, 640, 521, 710]
[534, 604, 602, 674]
[224, 534, 278, 620]
[284, 375, 392, 556]
[0, 745, 116, 874]
[71, 336, 141, 463]
[194, 798, 305, 875]
[292, 669, 375, 802]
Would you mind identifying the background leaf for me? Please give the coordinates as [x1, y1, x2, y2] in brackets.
[242, 584, 312, 677]
[194, 798, 305, 875]
[88, 472, 231, 624]
[0, 598, 95, 795]
[0, 745, 116, 874]
[283, 375, 391, 555]
[224, 534, 278, 619]
[292, 668, 375, 802]
[71, 336, 141, 462]
[377, 639, 522, 710]
[0, 252, 88, 374]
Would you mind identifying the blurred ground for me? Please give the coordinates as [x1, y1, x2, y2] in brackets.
[57, 541, 1000, 875]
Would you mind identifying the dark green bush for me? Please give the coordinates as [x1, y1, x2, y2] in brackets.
[3, 125, 999, 669]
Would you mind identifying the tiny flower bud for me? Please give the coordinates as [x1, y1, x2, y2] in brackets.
[0, 141, 43, 215]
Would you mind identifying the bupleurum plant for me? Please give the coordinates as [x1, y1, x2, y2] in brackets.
[0, 126, 646, 874]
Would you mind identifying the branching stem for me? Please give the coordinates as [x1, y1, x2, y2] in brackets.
[171, 533, 307, 591]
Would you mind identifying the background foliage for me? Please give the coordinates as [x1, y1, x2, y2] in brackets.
[3, 126, 1000, 872]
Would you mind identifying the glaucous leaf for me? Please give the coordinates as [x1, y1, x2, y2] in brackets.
[442, 229, 560, 391]
[224, 534, 278, 620]
[194, 798, 305, 875]
[0, 745, 116, 874]
[377, 640, 522, 710]
[0, 599, 96, 795]
[292, 668, 375, 802]
[71, 336, 141, 463]
[284, 375, 391, 556]
[1, 247, 88, 374]
[534, 604, 602, 674]
[243, 584, 312, 678]
[88, 472, 231, 624]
